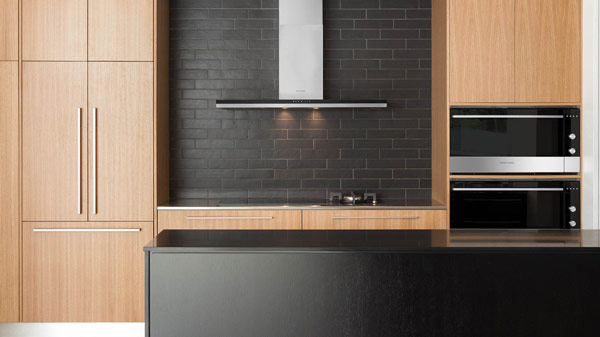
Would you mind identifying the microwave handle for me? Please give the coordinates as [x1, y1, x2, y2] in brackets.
[451, 115, 563, 119]
[452, 188, 564, 191]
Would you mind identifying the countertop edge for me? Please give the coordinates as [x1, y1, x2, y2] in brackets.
[157, 205, 447, 210]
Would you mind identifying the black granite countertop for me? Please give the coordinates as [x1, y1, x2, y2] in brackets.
[144, 229, 600, 251]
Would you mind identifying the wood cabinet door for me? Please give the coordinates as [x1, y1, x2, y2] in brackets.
[449, 0, 515, 103]
[0, 0, 18, 60]
[88, 62, 153, 221]
[0, 62, 19, 322]
[158, 210, 303, 231]
[302, 210, 448, 230]
[23, 62, 88, 221]
[88, 0, 153, 61]
[515, 0, 581, 103]
[22, 0, 87, 61]
[22, 222, 153, 322]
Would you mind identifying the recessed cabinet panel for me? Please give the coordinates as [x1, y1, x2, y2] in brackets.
[88, 0, 153, 61]
[0, 62, 19, 322]
[0, 0, 18, 60]
[88, 63, 154, 221]
[22, 0, 87, 61]
[23, 62, 88, 221]
[515, 0, 581, 103]
[449, 0, 515, 103]
[23, 222, 153, 322]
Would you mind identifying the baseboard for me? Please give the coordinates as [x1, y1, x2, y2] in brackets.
[0, 323, 144, 337]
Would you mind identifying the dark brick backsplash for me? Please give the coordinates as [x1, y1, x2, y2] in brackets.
[170, 0, 431, 204]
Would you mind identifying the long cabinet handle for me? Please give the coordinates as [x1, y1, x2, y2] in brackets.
[451, 115, 563, 119]
[332, 216, 420, 220]
[452, 188, 564, 192]
[186, 216, 274, 220]
[77, 108, 82, 215]
[33, 228, 141, 233]
[92, 107, 97, 215]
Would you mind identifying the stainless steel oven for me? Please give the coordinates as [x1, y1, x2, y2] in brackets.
[450, 180, 580, 229]
[450, 107, 580, 174]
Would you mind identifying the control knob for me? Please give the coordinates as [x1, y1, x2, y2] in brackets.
[568, 148, 577, 155]
[568, 206, 577, 213]
[569, 133, 577, 140]
[569, 221, 577, 228]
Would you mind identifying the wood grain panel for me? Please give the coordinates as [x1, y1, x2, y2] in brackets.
[88, 62, 154, 221]
[22, 62, 88, 221]
[155, 0, 170, 219]
[303, 210, 447, 230]
[22, 0, 87, 61]
[0, 0, 18, 60]
[431, 0, 449, 206]
[0, 62, 19, 322]
[88, 0, 153, 61]
[22, 222, 152, 322]
[449, 0, 515, 103]
[515, 0, 581, 103]
[158, 210, 302, 231]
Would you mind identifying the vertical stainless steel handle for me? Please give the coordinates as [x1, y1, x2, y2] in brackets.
[92, 107, 97, 215]
[77, 108, 82, 215]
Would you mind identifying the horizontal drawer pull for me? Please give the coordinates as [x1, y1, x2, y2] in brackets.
[452, 188, 564, 192]
[33, 228, 141, 233]
[452, 115, 563, 119]
[332, 216, 419, 220]
[186, 216, 274, 220]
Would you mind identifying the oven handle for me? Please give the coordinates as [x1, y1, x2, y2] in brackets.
[451, 115, 563, 119]
[452, 188, 564, 191]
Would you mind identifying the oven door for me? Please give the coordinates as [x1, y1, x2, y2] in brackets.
[450, 107, 580, 173]
[450, 180, 580, 229]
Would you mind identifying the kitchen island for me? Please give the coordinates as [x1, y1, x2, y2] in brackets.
[145, 230, 600, 337]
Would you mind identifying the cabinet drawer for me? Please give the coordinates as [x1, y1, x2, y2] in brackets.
[158, 210, 302, 231]
[22, 222, 153, 322]
[302, 210, 447, 230]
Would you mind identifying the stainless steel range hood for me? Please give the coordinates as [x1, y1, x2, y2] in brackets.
[216, 0, 387, 109]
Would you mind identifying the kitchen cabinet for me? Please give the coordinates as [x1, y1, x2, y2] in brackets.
[0, 62, 19, 322]
[302, 210, 447, 230]
[449, 0, 514, 103]
[22, 0, 153, 61]
[22, 0, 87, 61]
[23, 62, 153, 222]
[22, 222, 152, 322]
[158, 210, 302, 231]
[88, 62, 154, 222]
[0, 0, 18, 60]
[515, 0, 581, 103]
[88, 0, 153, 61]
[23, 62, 88, 222]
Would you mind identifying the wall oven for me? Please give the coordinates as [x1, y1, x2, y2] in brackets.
[450, 180, 580, 229]
[450, 107, 580, 174]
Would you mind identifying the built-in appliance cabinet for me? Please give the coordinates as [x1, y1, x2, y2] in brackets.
[159, 210, 303, 230]
[22, 0, 153, 61]
[22, 62, 153, 222]
[0, 0, 18, 60]
[448, 0, 581, 104]
[22, 222, 153, 322]
[0, 61, 20, 322]
[303, 210, 447, 230]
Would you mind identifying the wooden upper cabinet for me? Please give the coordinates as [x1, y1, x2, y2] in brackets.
[0, 0, 18, 60]
[515, 0, 581, 103]
[88, 63, 154, 222]
[449, 0, 515, 103]
[0, 62, 19, 322]
[23, 222, 152, 322]
[88, 0, 153, 61]
[22, 0, 87, 61]
[23, 62, 88, 222]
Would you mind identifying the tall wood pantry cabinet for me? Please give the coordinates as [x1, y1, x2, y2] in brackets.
[15, 0, 169, 323]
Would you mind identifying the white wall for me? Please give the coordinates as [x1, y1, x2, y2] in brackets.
[582, 0, 599, 229]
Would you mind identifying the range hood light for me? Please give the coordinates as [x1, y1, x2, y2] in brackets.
[216, 0, 387, 110]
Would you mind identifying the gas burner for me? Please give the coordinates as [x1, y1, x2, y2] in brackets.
[329, 192, 377, 206]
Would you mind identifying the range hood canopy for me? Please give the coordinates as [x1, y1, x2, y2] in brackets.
[216, 0, 387, 109]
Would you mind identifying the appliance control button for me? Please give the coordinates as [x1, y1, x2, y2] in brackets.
[568, 206, 577, 213]
[569, 221, 577, 227]
[568, 148, 577, 155]
[569, 133, 577, 140]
